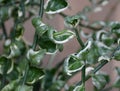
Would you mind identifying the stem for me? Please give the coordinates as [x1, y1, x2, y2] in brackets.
[76, 45, 120, 86]
[1, 22, 8, 39]
[32, 0, 44, 50]
[32, 32, 38, 50]
[74, 28, 85, 48]
[39, 0, 44, 18]
[20, 0, 25, 19]
[74, 28, 86, 89]
[22, 64, 29, 86]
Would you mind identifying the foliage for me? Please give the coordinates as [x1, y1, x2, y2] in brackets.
[0, 0, 120, 91]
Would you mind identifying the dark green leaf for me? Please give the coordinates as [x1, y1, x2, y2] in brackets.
[26, 67, 44, 84]
[0, 56, 14, 74]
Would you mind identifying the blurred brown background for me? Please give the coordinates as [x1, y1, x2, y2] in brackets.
[0, 0, 120, 91]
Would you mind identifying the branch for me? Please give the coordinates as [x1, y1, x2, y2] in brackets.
[1, 22, 8, 39]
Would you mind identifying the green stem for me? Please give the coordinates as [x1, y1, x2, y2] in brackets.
[1, 22, 8, 39]
[20, 0, 25, 19]
[76, 45, 120, 86]
[32, 32, 38, 50]
[74, 28, 85, 48]
[74, 28, 86, 88]
[32, 0, 44, 50]
[22, 63, 29, 86]
[39, 0, 44, 18]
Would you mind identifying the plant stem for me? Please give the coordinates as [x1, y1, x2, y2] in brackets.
[76, 45, 120, 86]
[32, 0, 44, 50]
[39, 0, 44, 18]
[74, 28, 85, 48]
[22, 63, 29, 86]
[74, 28, 86, 89]
[1, 22, 8, 39]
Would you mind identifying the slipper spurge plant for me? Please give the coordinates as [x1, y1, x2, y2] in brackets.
[0, 0, 120, 91]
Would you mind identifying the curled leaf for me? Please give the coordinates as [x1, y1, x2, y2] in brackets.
[44, 0, 68, 14]
[64, 54, 84, 76]
[26, 67, 44, 84]
[27, 49, 46, 66]
[49, 29, 75, 44]
[0, 56, 14, 74]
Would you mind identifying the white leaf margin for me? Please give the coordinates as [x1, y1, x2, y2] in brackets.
[44, 0, 69, 14]
[64, 54, 84, 76]
[49, 29, 75, 44]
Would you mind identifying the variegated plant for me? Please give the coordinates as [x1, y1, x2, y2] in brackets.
[0, 0, 120, 91]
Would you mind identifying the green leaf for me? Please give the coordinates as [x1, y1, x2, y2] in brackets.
[38, 32, 58, 54]
[110, 22, 120, 37]
[64, 54, 84, 76]
[113, 77, 120, 88]
[49, 29, 75, 44]
[73, 84, 85, 91]
[65, 14, 86, 28]
[26, 67, 44, 84]
[0, 56, 14, 74]
[32, 17, 47, 36]
[15, 85, 33, 91]
[113, 49, 120, 61]
[92, 72, 110, 90]
[27, 49, 46, 66]
[0, 7, 9, 22]
[45, 0, 68, 14]
[1, 79, 20, 91]
[14, 24, 24, 39]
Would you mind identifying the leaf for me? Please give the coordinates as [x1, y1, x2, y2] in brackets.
[64, 54, 84, 76]
[92, 72, 110, 90]
[113, 77, 120, 88]
[32, 17, 47, 36]
[44, 0, 68, 14]
[15, 85, 33, 91]
[113, 49, 120, 61]
[49, 29, 75, 44]
[27, 49, 46, 66]
[73, 84, 85, 91]
[26, 67, 44, 84]
[1, 79, 20, 91]
[0, 7, 9, 22]
[0, 56, 14, 74]
[38, 32, 58, 54]
[65, 14, 87, 28]
[110, 22, 120, 37]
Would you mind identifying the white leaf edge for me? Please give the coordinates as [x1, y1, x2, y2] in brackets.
[98, 56, 110, 62]
[77, 40, 93, 57]
[49, 29, 75, 44]
[64, 54, 84, 76]
[44, 0, 68, 14]
[73, 84, 84, 91]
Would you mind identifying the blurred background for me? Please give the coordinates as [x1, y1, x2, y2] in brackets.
[0, 0, 120, 91]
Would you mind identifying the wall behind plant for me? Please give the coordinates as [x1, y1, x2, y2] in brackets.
[0, 0, 120, 91]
